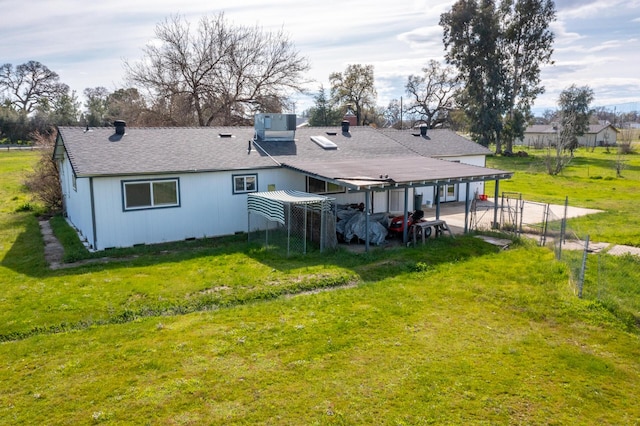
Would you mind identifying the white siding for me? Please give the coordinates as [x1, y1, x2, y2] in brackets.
[87, 167, 297, 250]
[59, 153, 94, 246]
[423, 155, 488, 203]
[578, 127, 618, 147]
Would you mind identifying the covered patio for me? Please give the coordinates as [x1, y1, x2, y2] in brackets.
[281, 156, 513, 252]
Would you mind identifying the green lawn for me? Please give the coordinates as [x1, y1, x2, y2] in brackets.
[1, 151, 639, 425]
[486, 146, 640, 246]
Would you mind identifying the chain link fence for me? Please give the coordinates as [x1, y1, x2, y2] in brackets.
[474, 193, 639, 324]
[551, 209, 640, 327]
[248, 202, 337, 256]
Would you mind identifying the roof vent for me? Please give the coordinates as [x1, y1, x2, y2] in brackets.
[219, 132, 233, 138]
[341, 120, 350, 133]
[114, 120, 126, 135]
[419, 124, 428, 137]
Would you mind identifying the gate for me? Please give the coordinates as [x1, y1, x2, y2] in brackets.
[496, 192, 552, 246]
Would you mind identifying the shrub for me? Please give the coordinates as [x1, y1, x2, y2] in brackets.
[22, 129, 62, 212]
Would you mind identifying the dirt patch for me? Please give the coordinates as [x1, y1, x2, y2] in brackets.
[39, 219, 64, 269]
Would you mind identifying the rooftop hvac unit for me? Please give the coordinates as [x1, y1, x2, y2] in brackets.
[255, 113, 297, 141]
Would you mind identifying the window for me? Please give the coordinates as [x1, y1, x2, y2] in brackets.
[122, 179, 180, 211]
[233, 174, 257, 194]
[389, 189, 403, 212]
[306, 176, 344, 194]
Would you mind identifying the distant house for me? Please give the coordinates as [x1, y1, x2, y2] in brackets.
[53, 115, 511, 250]
[519, 123, 618, 148]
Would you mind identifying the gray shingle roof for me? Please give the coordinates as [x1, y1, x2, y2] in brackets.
[379, 128, 493, 157]
[57, 124, 510, 184]
[57, 126, 274, 177]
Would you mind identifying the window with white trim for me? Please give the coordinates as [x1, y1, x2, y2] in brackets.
[233, 174, 257, 194]
[122, 178, 180, 210]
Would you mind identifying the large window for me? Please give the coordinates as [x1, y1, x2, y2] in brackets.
[122, 178, 180, 211]
[306, 176, 344, 194]
[233, 174, 257, 194]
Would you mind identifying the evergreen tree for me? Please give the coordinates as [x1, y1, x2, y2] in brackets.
[440, 0, 555, 153]
[307, 85, 341, 127]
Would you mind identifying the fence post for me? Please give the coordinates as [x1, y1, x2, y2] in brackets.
[578, 235, 589, 298]
[557, 196, 568, 260]
[540, 204, 549, 247]
[518, 194, 524, 237]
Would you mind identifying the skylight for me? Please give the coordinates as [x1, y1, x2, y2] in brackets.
[310, 136, 338, 150]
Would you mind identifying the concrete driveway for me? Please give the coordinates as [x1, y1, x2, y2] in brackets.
[430, 198, 603, 235]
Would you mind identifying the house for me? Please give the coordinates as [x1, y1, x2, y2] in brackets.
[519, 123, 618, 148]
[54, 115, 512, 251]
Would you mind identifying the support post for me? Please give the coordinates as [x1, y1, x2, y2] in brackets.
[287, 204, 291, 256]
[493, 179, 500, 229]
[365, 189, 371, 252]
[464, 182, 470, 234]
[303, 204, 308, 254]
[402, 187, 409, 244]
[320, 201, 325, 253]
[435, 184, 441, 220]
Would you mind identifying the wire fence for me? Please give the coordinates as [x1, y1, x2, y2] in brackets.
[550, 209, 640, 325]
[486, 193, 640, 330]
[480, 193, 640, 324]
[248, 203, 337, 256]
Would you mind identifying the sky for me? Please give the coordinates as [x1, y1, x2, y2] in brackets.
[2, 0, 639, 116]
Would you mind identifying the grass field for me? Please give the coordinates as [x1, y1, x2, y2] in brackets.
[1, 150, 639, 425]
[486, 146, 640, 246]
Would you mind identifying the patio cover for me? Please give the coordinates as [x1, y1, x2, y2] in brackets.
[280, 156, 512, 190]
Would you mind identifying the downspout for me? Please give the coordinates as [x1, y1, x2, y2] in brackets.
[90, 177, 97, 250]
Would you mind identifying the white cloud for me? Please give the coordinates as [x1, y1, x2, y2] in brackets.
[1, 0, 638, 114]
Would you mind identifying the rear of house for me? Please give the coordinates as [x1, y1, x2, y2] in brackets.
[54, 116, 511, 251]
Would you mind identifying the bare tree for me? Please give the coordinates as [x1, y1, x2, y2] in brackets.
[383, 99, 402, 129]
[23, 129, 62, 212]
[404, 60, 459, 128]
[125, 13, 310, 126]
[0, 61, 69, 114]
[329, 64, 377, 126]
[544, 121, 571, 175]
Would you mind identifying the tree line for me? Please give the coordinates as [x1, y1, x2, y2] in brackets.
[0, 2, 630, 156]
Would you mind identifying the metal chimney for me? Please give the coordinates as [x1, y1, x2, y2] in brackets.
[114, 120, 126, 135]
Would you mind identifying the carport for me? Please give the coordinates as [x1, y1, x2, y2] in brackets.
[281, 156, 513, 252]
